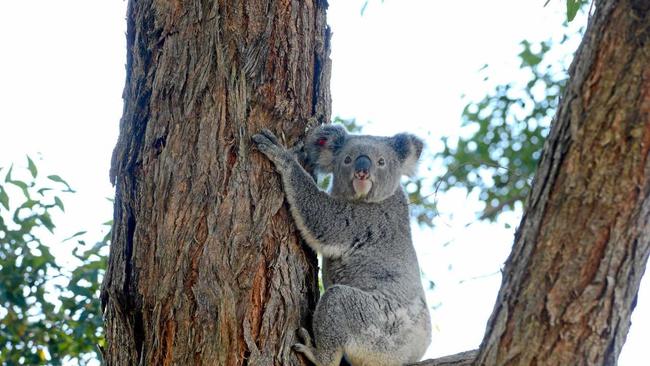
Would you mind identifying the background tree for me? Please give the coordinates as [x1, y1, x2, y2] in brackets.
[421, 0, 650, 364]
[476, 0, 650, 362]
[101, 0, 330, 364]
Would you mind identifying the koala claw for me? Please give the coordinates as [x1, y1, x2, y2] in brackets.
[258, 128, 280, 145]
[252, 131, 293, 172]
[252, 132, 279, 153]
[252, 129, 284, 151]
[292, 342, 317, 364]
[251, 133, 270, 150]
[296, 327, 313, 346]
[251, 132, 272, 147]
[289, 141, 304, 155]
[292, 343, 308, 352]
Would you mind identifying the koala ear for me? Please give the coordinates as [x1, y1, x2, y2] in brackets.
[390, 133, 424, 176]
[305, 124, 348, 173]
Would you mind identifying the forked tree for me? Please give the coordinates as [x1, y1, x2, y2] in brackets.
[102, 0, 650, 365]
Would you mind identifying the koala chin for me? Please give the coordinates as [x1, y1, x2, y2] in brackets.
[253, 124, 431, 366]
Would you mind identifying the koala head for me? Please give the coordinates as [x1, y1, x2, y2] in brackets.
[305, 124, 424, 203]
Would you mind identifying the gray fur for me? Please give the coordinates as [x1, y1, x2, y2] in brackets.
[252, 125, 431, 366]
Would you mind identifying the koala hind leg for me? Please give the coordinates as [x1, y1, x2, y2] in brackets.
[310, 285, 390, 366]
[293, 327, 343, 366]
[313, 285, 407, 366]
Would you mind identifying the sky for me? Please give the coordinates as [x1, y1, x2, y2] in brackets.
[0, 0, 647, 364]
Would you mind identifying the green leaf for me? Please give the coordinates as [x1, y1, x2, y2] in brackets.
[47, 174, 68, 185]
[9, 179, 28, 190]
[566, 0, 581, 22]
[47, 175, 74, 192]
[27, 156, 38, 178]
[39, 213, 55, 233]
[54, 196, 65, 212]
[5, 164, 13, 182]
[0, 188, 9, 210]
[63, 231, 87, 242]
[8, 178, 31, 199]
[37, 187, 53, 196]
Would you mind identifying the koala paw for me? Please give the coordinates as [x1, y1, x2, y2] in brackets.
[252, 129, 292, 169]
[292, 342, 306, 351]
[296, 327, 313, 347]
[292, 339, 319, 366]
[289, 140, 305, 158]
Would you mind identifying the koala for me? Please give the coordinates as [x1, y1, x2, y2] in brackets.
[252, 124, 431, 366]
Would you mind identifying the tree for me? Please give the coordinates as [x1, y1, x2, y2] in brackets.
[102, 1, 649, 366]
[419, 0, 650, 364]
[101, 0, 330, 364]
[474, 0, 649, 362]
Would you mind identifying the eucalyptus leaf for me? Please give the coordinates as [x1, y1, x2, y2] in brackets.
[63, 230, 87, 242]
[566, 0, 581, 22]
[4, 164, 13, 182]
[47, 175, 75, 192]
[54, 196, 65, 212]
[27, 156, 38, 178]
[0, 188, 9, 210]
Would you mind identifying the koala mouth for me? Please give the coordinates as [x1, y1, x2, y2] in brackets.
[352, 177, 373, 198]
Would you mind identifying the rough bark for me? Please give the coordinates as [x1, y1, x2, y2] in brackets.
[475, 0, 650, 364]
[101, 0, 331, 365]
[412, 350, 477, 366]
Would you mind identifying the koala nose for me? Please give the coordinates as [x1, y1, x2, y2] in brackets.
[354, 155, 371, 179]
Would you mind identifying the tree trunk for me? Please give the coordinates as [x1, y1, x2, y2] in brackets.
[475, 0, 650, 364]
[101, 0, 331, 365]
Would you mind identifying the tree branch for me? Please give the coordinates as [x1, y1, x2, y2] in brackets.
[411, 350, 478, 366]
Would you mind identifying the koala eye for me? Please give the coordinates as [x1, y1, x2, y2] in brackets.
[378, 157, 386, 166]
[344, 156, 352, 164]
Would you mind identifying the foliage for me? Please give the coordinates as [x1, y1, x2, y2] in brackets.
[0, 158, 107, 365]
[559, 0, 590, 22]
[436, 23, 586, 221]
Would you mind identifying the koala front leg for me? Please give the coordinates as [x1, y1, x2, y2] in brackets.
[253, 129, 358, 258]
[252, 129, 295, 173]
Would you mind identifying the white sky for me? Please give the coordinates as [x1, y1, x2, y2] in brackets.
[0, 0, 647, 364]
